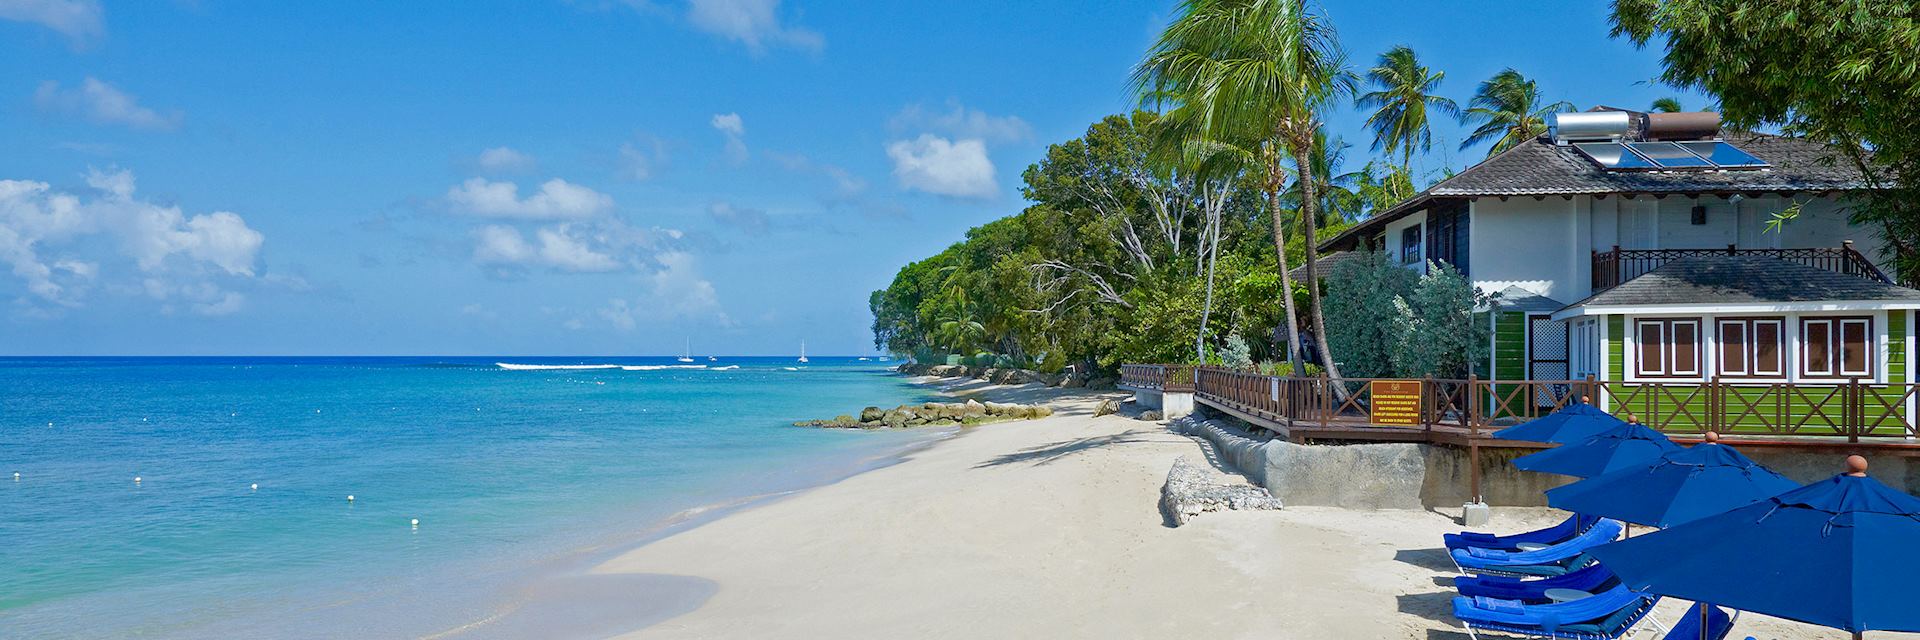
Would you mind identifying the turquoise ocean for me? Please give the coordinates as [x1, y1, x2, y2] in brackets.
[0, 356, 936, 638]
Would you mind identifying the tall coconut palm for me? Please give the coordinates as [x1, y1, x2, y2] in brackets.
[1282, 129, 1365, 227]
[1357, 45, 1457, 169]
[1459, 68, 1574, 157]
[1650, 97, 1683, 113]
[1136, 0, 1356, 388]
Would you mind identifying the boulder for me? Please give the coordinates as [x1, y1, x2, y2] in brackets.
[1140, 410, 1164, 421]
[882, 410, 910, 428]
[1094, 399, 1119, 417]
[963, 399, 987, 417]
[860, 406, 884, 422]
[1032, 405, 1053, 417]
[1060, 376, 1084, 389]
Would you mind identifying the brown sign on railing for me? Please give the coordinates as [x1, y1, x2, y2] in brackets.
[1371, 380, 1422, 426]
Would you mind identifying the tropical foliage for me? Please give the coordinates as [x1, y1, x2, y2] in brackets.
[1323, 251, 1489, 378]
[1459, 69, 1574, 157]
[1358, 45, 1458, 167]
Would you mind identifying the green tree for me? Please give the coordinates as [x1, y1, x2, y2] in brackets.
[1612, 0, 1920, 284]
[1135, 0, 1357, 389]
[1649, 97, 1683, 113]
[1389, 263, 1490, 378]
[1357, 45, 1458, 169]
[1321, 250, 1416, 377]
[1459, 68, 1574, 157]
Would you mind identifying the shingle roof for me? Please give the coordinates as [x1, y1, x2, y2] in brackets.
[1322, 132, 1873, 252]
[1560, 256, 1920, 312]
[1287, 251, 1364, 281]
[1486, 286, 1566, 314]
[1431, 133, 1868, 198]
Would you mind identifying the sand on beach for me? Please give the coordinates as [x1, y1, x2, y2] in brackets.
[597, 378, 1909, 640]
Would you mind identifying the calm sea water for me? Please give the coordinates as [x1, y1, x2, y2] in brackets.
[0, 356, 934, 638]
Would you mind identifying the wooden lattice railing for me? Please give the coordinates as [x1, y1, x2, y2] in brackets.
[1176, 366, 1918, 442]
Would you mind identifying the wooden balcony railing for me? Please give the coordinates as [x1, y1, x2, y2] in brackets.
[1591, 241, 1895, 292]
[1179, 366, 1918, 443]
[1120, 363, 1197, 392]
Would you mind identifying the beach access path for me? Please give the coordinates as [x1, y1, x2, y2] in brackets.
[599, 377, 1906, 639]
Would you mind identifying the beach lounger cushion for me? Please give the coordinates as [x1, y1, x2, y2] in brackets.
[1454, 563, 1616, 603]
[1662, 602, 1735, 640]
[1453, 584, 1659, 640]
[1451, 520, 1622, 576]
[1445, 513, 1599, 552]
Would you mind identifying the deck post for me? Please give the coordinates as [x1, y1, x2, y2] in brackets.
[1422, 375, 1435, 433]
[1849, 377, 1863, 443]
[1710, 375, 1721, 436]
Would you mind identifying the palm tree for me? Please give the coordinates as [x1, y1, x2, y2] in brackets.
[1282, 129, 1365, 226]
[1136, 0, 1356, 390]
[1649, 97, 1683, 113]
[1357, 45, 1457, 169]
[1459, 68, 1574, 157]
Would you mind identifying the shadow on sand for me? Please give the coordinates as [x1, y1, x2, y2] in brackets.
[972, 431, 1156, 468]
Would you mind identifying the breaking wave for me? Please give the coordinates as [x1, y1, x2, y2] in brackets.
[494, 363, 620, 371]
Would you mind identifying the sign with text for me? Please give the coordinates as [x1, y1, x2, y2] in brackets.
[1370, 380, 1423, 427]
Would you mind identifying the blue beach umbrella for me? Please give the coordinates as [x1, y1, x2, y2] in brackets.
[1545, 432, 1800, 528]
[1590, 456, 1920, 639]
[1512, 418, 1679, 478]
[1492, 398, 1626, 444]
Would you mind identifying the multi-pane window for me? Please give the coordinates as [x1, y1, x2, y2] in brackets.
[1399, 226, 1421, 265]
[1715, 318, 1784, 378]
[1634, 318, 1702, 378]
[1801, 317, 1874, 378]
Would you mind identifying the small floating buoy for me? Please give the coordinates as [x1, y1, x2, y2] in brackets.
[47, 422, 52, 427]
[13, 472, 19, 481]
[410, 518, 419, 528]
[250, 483, 259, 491]
[346, 495, 355, 502]
[314, 409, 320, 414]
[231, 412, 236, 417]
[134, 476, 142, 483]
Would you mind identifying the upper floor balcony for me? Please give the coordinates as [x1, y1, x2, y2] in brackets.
[1590, 241, 1903, 292]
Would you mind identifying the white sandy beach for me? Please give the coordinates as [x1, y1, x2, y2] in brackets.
[596, 377, 1907, 639]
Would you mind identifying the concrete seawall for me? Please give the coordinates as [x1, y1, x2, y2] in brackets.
[1172, 411, 1920, 508]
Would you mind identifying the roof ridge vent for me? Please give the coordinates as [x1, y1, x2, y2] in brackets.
[1548, 111, 1632, 145]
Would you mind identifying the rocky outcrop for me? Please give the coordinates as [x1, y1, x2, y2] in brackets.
[1159, 457, 1282, 527]
[894, 363, 1067, 387]
[795, 400, 1053, 429]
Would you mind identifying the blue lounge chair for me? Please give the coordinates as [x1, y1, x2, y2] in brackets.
[1453, 583, 1662, 639]
[1451, 519, 1624, 578]
[1455, 563, 1617, 604]
[1447, 514, 1602, 552]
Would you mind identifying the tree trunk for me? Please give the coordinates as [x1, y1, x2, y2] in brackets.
[1266, 150, 1306, 377]
[1293, 134, 1350, 400]
[1196, 203, 1221, 363]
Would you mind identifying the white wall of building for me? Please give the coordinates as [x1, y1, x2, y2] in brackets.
[1381, 210, 1427, 275]
[1465, 192, 1887, 305]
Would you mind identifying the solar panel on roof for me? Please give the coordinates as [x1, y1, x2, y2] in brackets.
[1574, 142, 1659, 169]
[1680, 141, 1770, 168]
[1628, 142, 1713, 168]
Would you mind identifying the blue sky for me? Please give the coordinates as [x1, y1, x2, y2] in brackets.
[0, 1, 1702, 356]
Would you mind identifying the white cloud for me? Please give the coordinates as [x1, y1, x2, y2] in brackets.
[598, 251, 730, 328]
[885, 134, 997, 199]
[707, 201, 769, 235]
[684, 0, 822, 54]
[618, 136, 667, 181]
[446, 177, 613, 220]
[476, 147, 536, 173]
[710, 112, 748, 164]
[0, 0, 102, 48]
[470, 219, 675, 275]
[35, 78, 180, 131]
[765, 150, 866, 197]
[0, 167, 265, 313]
[890, 102, 1032, 144]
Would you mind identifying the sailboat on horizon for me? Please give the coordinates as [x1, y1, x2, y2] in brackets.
[797, 340, 809, 363]
[677, 338, 695, 363]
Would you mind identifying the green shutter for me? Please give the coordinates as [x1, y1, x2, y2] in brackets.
[1494, 311, 1527, 380]
[1889, 310, 1909, 384]
[1606, 315, 1624, 381]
